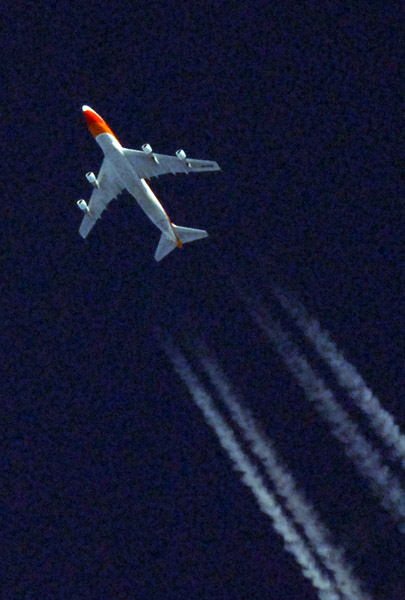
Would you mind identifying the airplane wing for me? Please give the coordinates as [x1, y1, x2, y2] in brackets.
[122, 148, 221, 180]
[79, 158, 124, 238]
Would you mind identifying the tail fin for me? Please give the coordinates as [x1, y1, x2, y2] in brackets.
[154, 224, 208, 261]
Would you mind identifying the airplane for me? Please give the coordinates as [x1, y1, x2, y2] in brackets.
[77, 106, 221, 261]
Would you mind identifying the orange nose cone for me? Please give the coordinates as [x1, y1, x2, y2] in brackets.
[82, 105, 117, 139]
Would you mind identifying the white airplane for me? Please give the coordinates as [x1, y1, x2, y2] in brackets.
[77, 106, 220, 260]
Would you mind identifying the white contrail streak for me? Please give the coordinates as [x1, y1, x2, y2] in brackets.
[160, 337, 343, 600]
[251, 310, 405, 532]
[273, 286, 405, 470]
[199, 350, 370, 600]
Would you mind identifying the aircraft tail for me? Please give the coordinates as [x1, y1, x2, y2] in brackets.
[154, 224, 208, 261]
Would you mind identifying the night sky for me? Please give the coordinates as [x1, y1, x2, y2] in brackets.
[4, 2, 404, 599]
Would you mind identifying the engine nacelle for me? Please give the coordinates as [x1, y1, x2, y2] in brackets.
[142, 143, 153, 154]
[176, 149, 186, 160]
[86, 171, 99, 189]
[77, 199, 90, 214]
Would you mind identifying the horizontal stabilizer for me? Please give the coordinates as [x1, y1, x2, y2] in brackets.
[155, 234, 177, 261]
[154, 224, 208, 261]
[172, 224, 208, 243]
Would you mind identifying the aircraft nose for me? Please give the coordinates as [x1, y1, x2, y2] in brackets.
[83, 107, 100, 134]
[82, 105, 118, 140]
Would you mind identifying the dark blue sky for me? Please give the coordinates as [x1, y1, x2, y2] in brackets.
[4, 2, 404, 599]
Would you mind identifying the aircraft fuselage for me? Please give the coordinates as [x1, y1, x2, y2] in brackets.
[78, 105, 214, 259]
[96, 132, 176, 242]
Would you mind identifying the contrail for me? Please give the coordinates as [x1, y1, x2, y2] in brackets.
[273, 286, 405, 470]
[199, 349, 370, 600]
[251, 310, 405, 531]
[159, 337, 344, 600]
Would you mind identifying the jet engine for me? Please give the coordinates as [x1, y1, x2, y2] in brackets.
[176, 149, 186, 160]
[77, 199, 90, 213]
[86, 171, 99, 189]
[142, 143, 153, 154]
